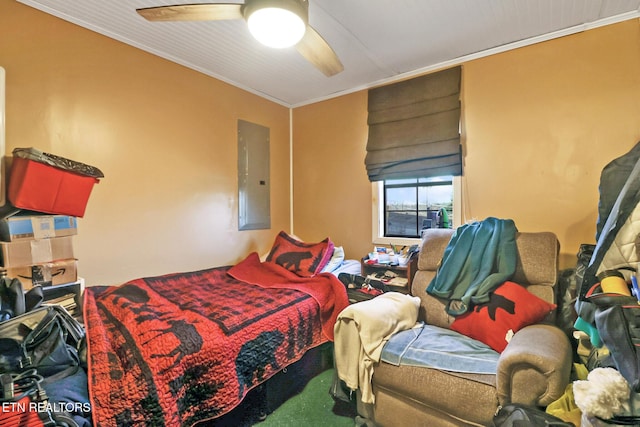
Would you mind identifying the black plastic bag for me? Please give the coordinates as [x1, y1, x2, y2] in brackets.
[494, 404, 575, 426]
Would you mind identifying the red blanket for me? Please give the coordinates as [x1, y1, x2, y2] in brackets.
[228, 252, 349, 341]
[85, 256, 348, 427]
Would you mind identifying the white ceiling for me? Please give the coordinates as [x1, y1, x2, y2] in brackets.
[17, 0, 640, 107]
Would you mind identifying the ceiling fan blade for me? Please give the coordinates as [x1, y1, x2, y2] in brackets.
[137, 4, 244, 22]
[295, 26, 343, 77]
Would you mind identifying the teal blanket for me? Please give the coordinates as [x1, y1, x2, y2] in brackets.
[426, 217, 517, 316]
[380, 323, 499, 374]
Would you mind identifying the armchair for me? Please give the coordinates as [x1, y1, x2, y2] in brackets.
[359, 228, 573, 426]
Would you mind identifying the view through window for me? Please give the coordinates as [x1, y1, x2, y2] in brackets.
[384, 177, 453, 238]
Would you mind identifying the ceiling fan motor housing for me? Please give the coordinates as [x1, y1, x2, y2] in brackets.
[242, 0, 309, 25]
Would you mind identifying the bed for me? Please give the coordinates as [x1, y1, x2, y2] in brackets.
[83, 232, 354, 426]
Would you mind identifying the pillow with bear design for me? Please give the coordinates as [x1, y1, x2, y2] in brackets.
[265, 231, 334, 277]
[450, 281, 556, 352]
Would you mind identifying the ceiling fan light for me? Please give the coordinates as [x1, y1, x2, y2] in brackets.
[247, 7, 306, 48]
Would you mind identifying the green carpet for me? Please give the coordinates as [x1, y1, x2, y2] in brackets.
[259, 368, 355, 427]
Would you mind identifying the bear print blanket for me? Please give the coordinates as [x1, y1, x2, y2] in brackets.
[84, 253, 348, 427]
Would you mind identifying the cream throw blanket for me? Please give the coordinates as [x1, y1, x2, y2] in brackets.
[334, 292, 420, 403]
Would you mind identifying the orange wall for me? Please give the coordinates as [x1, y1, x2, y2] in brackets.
[4, 2, 640, 286]
[0, 2, 290, 285]
[292, 92, 371, 252]
[293, 19, 640, 268]
[292, 92, 373, 260]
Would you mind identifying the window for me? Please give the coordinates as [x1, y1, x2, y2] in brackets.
[366, 67, 462, 245]
[372, 176, 460, 245]
[384, 177, 453, 238]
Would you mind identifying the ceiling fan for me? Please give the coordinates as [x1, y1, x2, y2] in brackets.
[136, 0, 344, 77]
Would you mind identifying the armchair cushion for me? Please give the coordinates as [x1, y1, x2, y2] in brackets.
[381, 323, 500, 374]
[450, 281, 557, 352]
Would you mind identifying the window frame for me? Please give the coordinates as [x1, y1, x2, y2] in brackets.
[371, 176, 462, 246]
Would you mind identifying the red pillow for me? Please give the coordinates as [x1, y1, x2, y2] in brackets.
[266, 231, 334, 277]
[450, 281, 556, 352]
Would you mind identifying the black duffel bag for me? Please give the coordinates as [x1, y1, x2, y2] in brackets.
[0, 305, 87, 426]
[0, 305, 84, 376]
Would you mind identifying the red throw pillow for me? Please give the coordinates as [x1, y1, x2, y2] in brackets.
[450, 281, 556, 352]
[266, 231, 334, 277]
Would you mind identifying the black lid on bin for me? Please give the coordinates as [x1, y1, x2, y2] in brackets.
[13, 147, 104, 179]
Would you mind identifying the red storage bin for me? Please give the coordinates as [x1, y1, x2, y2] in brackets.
[8, 148, 104, 217]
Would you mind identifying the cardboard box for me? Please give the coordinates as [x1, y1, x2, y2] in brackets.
[6, 258, 77, 289]
[0, 214, 78, 242]
[8, 148, 103, 217]
[0, 236, 74, 268]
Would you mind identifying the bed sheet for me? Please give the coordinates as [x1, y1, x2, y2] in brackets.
[331, 259, 362, 276]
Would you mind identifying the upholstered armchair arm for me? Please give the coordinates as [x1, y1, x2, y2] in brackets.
[496, 324, 572, 407]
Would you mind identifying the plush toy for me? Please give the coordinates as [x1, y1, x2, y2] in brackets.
[573, 367, 630, 420]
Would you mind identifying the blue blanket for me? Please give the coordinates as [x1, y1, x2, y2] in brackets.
[380, 323, 499, 375]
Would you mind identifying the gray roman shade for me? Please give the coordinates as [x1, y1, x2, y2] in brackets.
[365, 66, 462, 181]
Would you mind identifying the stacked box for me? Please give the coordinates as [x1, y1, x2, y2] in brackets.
[0, 214, 78, 242]
[5, 259, 77, 289]
[0, 232, 77, 289]
[1, 148, 102, 290]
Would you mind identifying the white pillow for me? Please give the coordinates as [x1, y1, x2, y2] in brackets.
[321, 246, 345, 273]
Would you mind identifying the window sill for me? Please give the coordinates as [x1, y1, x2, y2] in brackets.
[372, 236, 421, 247]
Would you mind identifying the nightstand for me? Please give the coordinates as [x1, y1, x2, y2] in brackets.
[360, 256, 418, 294]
